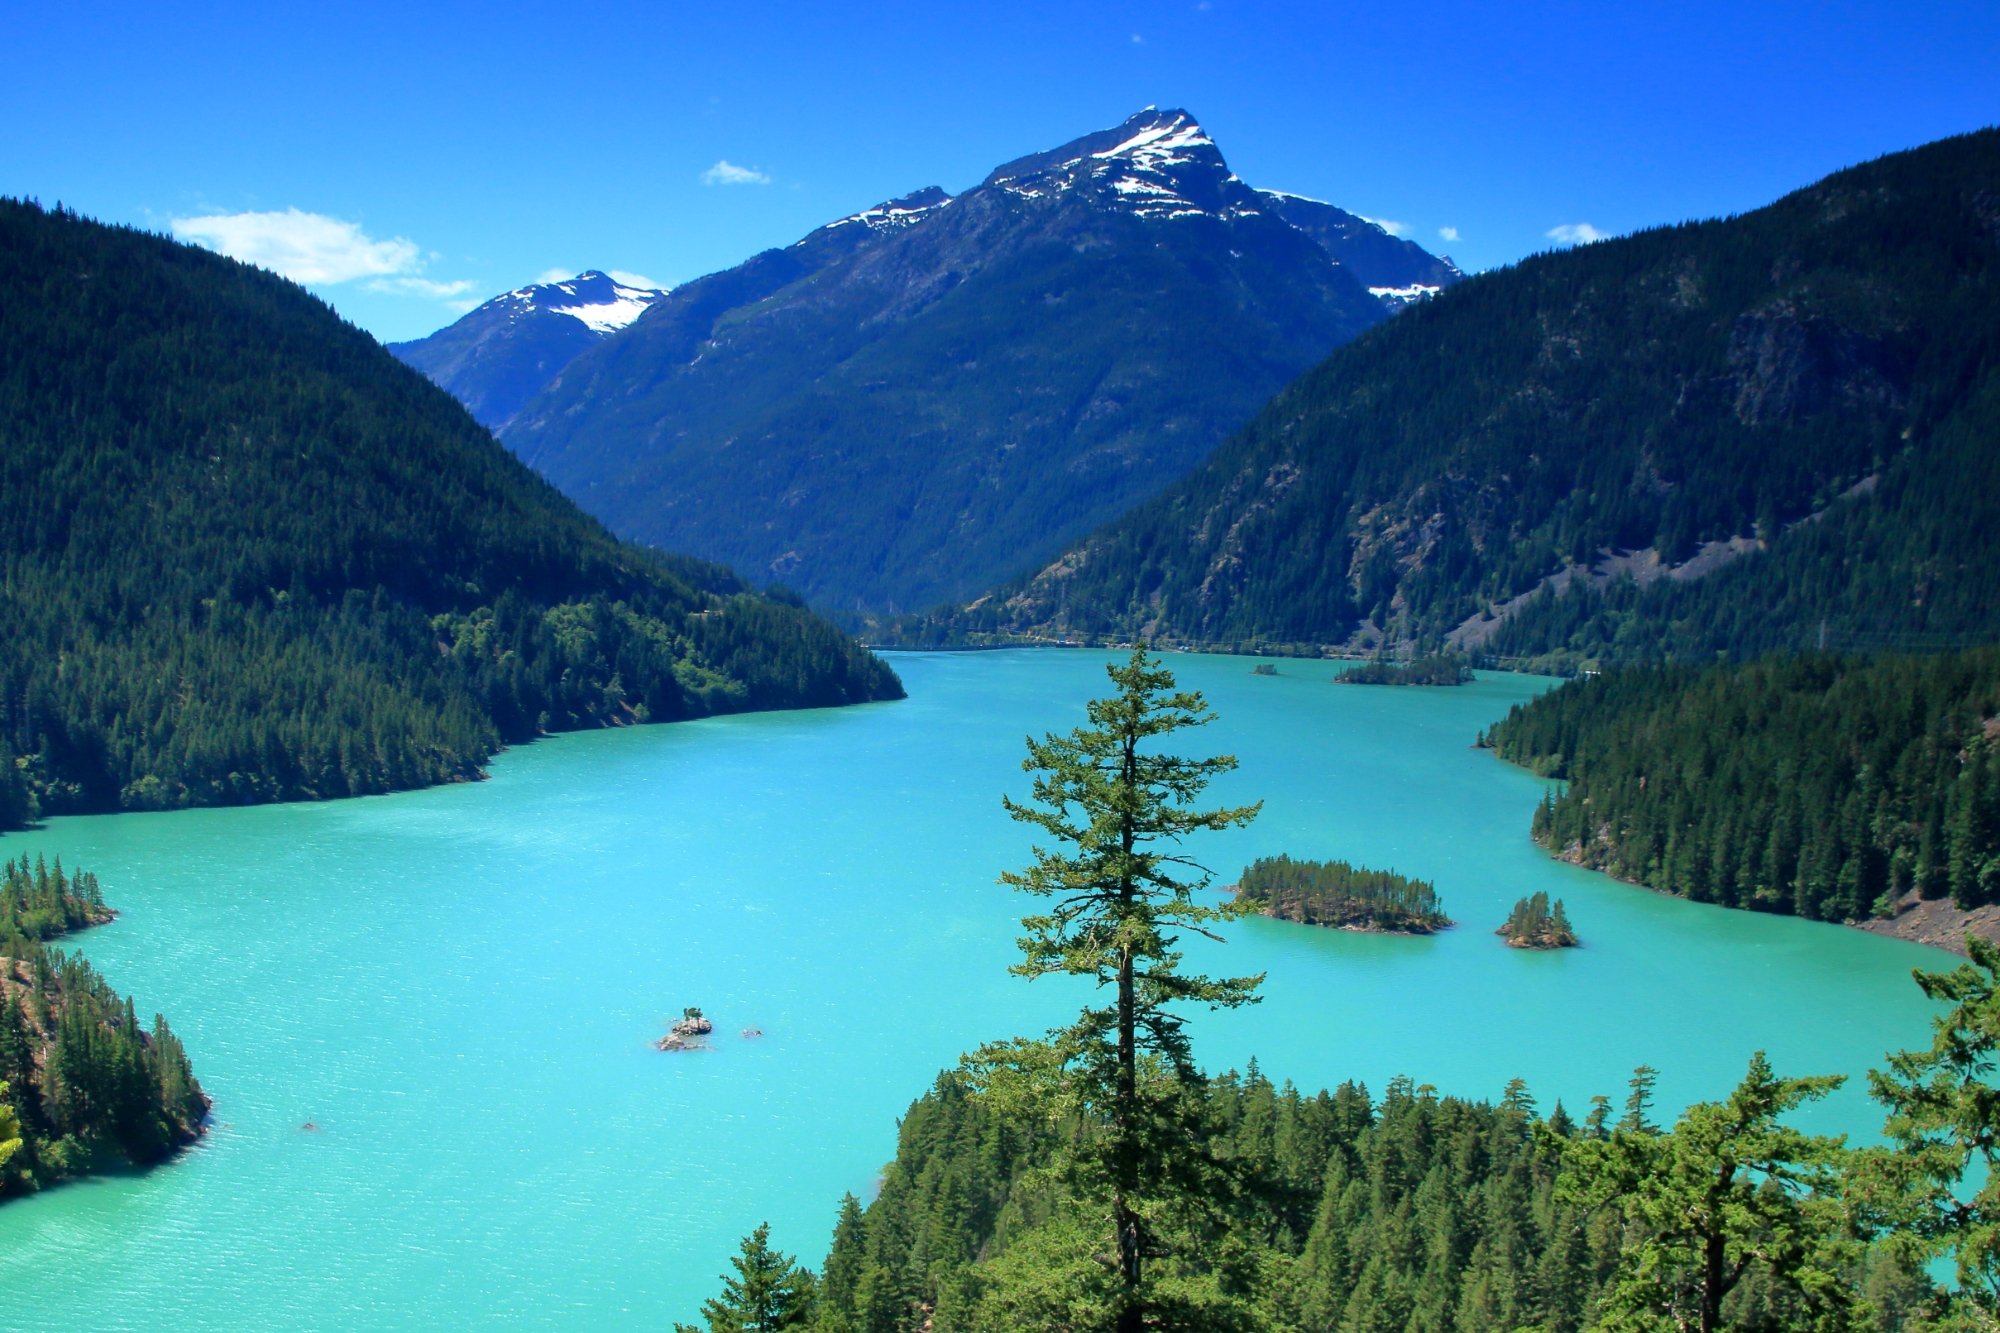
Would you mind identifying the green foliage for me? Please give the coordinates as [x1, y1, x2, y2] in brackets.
[993, 647, 1263, 1327]
[1336, 654, 1474, 687]
[0, 198, 900, 831]
[1499, 891, 1579, 948]
[721, 1066, 1704, 1332]
[0, 854, 111, 944]
[1487, 649, 2000, 919]
[1234, 854, 1451, 933]
[676, 1222, 816, 1333]
[900, 129, 2000, 662]
[0, 1080, 19, 1170]
[1864, 934, 2000, 1318]
[1561, 1056, 1858, 1332]
[681, 1057, 1932, 1332]
[0, 863, 207, 1198]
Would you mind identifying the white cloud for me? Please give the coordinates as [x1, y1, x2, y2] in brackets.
[1131, 32, 1145, 43]
[1546, 222, 1608, 246]
[702, 160, 771, 186]
[367, 276, 476, 298]
[535, 266, 578, 285]
[170, 208, 419, 284]
[1438, 226, 1460, 242]
[1361, 215, 1410, 237]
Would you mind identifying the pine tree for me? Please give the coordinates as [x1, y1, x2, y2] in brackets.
[676, 1222, 815, 1333]
[1865, 933, 2000, 1322]
[993, 647, 1262, 1332]
[1561, 1053, 1855, 1332]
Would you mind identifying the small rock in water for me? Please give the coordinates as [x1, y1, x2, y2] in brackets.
[655, 1032, 707, 1053]
[741, 1027, 764, 1039]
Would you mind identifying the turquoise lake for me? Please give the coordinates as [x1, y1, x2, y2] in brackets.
[0, 649, 1950, 1330]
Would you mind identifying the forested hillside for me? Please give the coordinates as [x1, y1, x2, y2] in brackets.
[1485, 649, 2000, 923]
[0, 199, 900, 829]
[680, 1059, 1946, 1332]
[898, 130, 2000, 663]
[0, 855, 207, 1195]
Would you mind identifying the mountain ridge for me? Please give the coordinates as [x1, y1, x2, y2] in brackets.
[886, 128, 2000, 662]
[493, 107, 1458, 614]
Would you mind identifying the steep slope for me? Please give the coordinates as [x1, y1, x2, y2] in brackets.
[501, 108, 1455, 614]
[1256, 190, 1462, 306]
[0, 200, 900, 829]
[908, 129, 2000, 659]
[388, 270, 667, 431]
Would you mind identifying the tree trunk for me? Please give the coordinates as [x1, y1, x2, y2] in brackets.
[1701, 1163, 1737, 1333]
[1115, 733, 1142, 1333]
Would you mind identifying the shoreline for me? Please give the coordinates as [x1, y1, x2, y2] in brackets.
[1851, 892, 2000, 956]
[1489, 750, 1985, 958]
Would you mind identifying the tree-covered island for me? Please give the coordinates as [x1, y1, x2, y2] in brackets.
[0, 856, 206, 1197]
[1336, 654, 1475, 686]
[1499, 891, 1580, 948]
[1234, 854, 1452, 934]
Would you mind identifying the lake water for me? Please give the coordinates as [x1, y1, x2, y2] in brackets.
[0, 650, 1948, 1330]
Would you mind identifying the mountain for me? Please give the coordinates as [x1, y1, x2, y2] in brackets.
[388, 270, 668, 431]
[0, 199, 900, 829]
[1255, 190, 1461, 307]
[497, 108, 1459, 614]
[900, 129, 2000, 661]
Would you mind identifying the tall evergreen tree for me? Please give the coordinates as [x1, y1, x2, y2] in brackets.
[995, 647, 1262, 1331]
[677, 1222, 815, 1333]
[1865, 933, 2000, 1322]
[1562, 1054, 1857, 1332]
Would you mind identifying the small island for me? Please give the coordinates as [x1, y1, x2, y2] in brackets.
[1337, 654, 1475, 687]
[1251, 664, 1279, 677]
[657, 1007, 715, 1052]
[1498, 892, 1579, 949]
[1234, 855, 1452, 934]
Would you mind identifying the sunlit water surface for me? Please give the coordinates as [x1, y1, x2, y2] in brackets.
[0, 650, 1945, 1329]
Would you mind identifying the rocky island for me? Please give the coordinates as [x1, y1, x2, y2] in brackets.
[656, 1007, 716, 1052]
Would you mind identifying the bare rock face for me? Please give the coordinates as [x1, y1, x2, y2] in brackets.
[1729, 301, 1904, 426]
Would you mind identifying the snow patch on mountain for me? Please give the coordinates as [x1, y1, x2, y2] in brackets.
[493, 271, 667, 333]
[547, 286, 659, 332]
[817, 187, 954, 239]
[1368, 283, 1444, 308]
[1089, 117, 1215, 170]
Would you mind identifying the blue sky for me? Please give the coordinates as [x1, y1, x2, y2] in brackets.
[6, 1, 1995, 342]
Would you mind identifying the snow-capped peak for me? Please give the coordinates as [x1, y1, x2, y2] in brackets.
[496, 270, 668, 334]
[818, 186, 953, 237]
[1088, 114, 1215, 171]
